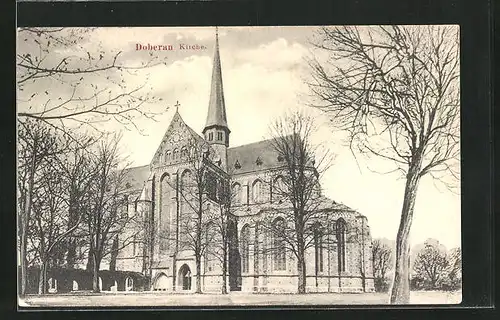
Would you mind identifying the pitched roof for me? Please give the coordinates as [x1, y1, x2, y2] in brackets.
[227, 138, 283, 174]
[204, 29, 229, 132]
[122, 165, 150, 192]
[152, 110, 205, 164]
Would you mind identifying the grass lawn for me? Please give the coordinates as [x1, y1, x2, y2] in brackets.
[19, 290, 461, 307]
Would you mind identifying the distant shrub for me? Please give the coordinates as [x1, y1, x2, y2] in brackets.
[374, 278, 391, 292]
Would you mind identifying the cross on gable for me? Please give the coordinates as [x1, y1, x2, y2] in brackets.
[175, 101, 181, 111]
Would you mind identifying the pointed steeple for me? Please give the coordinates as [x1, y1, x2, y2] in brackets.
[203, 27, 230, 134]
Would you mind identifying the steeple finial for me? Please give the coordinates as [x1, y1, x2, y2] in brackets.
[175, 100, 180, 112]
[203, 27, 229, 133]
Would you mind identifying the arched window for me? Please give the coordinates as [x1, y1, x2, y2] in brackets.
[181, 170, 192, 213]
[241, 225, 250, 273]
[232, 182, 241, 205]
[314, 223, 324, 273]
[160, 174, 171, 230]
[252, 179, 264, 203]
[336, 218, 347, 272]
[173, 148, 179, 160]
[125, 277, 134, 291]
[272, 218, 286, 271]
[204, 222, 217, 272]
[273, 176, 285, 202]
[181, 147, 188, 158]
[165, 150, 171, 162]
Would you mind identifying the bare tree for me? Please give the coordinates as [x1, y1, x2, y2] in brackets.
[17, 27, 168, 295]
[30, 159, 83, 294]
[204, 170, 239, 294]
[260, 111, 332, 293]
[17, 27, 167, 140]
[83, 134, 140, 292]
[413, 240, 449, 290]
[372, 239, 394, 292]
[169, 137, 224, 293]
[308, 26, 460, 303]
[55, 143, 96, 269]
[17, 119, 67, 296]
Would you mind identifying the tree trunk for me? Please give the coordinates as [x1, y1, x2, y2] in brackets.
[296, 233, 306, 294]
[172, 255, 177, 291]
[20, 151, 36, 297]
[86, 246, 94, 272]
[222, 240, 228, 294]
[297, 248, 306, 294]
[195, 254, 202, 293]
[361, 270, 366, 292]
[390, 161, 422, 304]
[38, 263, 45, 295]
[92, 254, 101, 293]
[66, 238, 76, 269]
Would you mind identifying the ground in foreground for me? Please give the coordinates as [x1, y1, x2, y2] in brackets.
[20, 290, 461, 307]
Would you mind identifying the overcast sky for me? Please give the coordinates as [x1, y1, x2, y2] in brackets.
[17, 26, 461, 249]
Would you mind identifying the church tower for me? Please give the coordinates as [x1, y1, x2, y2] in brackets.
[202, 28, 230, 170]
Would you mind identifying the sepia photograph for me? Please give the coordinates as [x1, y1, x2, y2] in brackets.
[16, 25, 461, 307]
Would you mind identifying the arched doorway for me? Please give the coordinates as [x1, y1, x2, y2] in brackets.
[178, 264, 192, 291]
[152, 273, 169, 291]
[125, 277, 134, 291]
[98, 277, 103, 291]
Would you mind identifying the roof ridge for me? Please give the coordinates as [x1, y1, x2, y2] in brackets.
[228, 137, 275, 150]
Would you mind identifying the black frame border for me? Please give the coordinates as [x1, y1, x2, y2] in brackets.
[5, 0, 495, 318]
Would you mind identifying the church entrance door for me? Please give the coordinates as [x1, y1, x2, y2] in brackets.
[178, 264, 191, 291]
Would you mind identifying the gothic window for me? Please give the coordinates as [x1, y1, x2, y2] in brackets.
[181, 170, 192, 213]
[231, 182, 241, 205]
[217, 132, 223, 141]
[255, 156, 263, 166]
[241, 225, 250, 273]
[234, 160, 241, 169]
[204, 221, 217, 272]
[254, 223, 260, 271]
[208, 132, 213, 141]
[216, 178, 225, 201]
[273, 176, 285, 202]
[206, 171, 217, 201]
[252, 179, 264, 203]
[336, 218, 347, 272]
[173, 149, 179, 160]
[165, 150, 171, 162]
[181, 147, 188, 158]
[314, 223, 324, 273]
[272, 218, 286, 271]
[160, 174, 171, 232]
[126, 277, 134, 289]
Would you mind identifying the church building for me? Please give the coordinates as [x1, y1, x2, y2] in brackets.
[115, 30, 375, 294]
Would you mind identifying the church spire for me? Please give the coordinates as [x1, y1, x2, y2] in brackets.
[203, 27, 230, 134]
